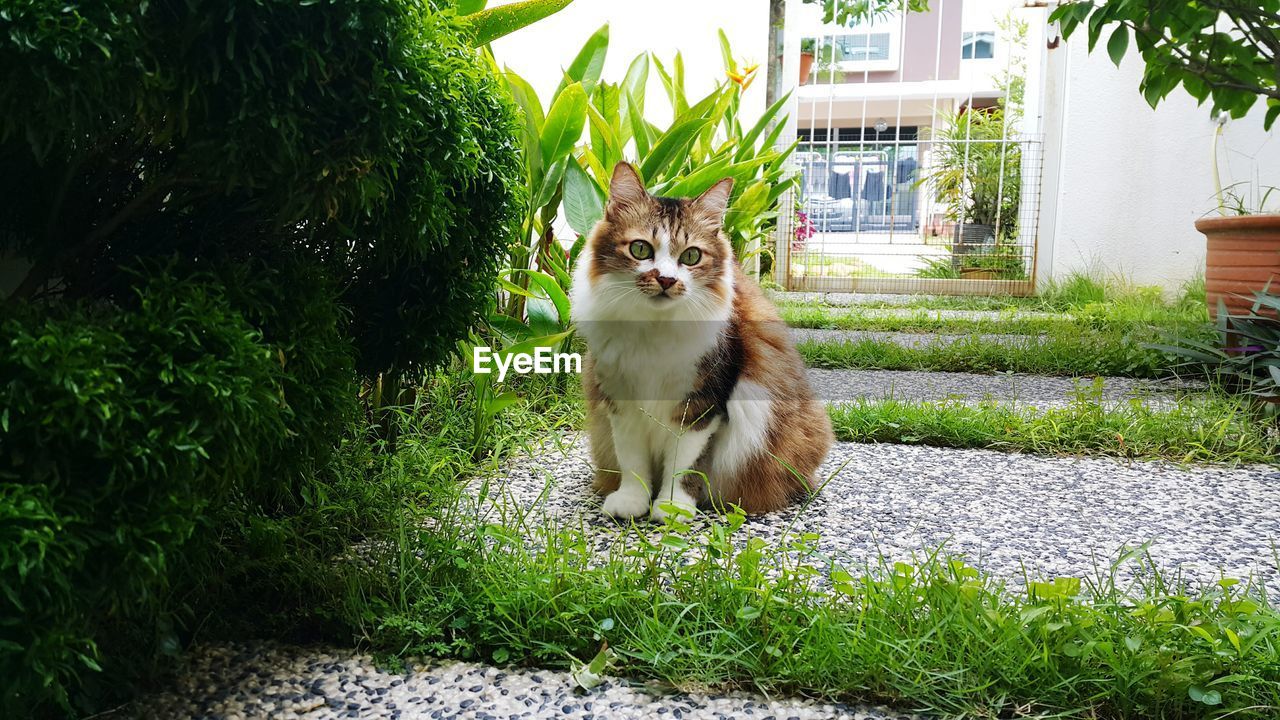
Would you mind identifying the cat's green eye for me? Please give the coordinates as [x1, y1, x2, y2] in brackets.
[679, 247, 702, 266]
[629, 240, 653, 260]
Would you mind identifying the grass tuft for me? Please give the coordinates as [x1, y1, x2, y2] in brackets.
[828, 383, 1279, 465]
[797, 330, 1177, 378]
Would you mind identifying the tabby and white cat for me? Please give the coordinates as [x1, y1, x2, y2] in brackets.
[571, 162, 833, 520]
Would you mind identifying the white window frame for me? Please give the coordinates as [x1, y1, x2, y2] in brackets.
[961, 31, 996, 60]
[815, 13, 904, 74]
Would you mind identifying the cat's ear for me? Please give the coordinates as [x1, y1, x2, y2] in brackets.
[606, 162, 649, 216]
[693, 178, 734, 222]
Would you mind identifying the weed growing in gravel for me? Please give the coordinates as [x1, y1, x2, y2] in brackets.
[828, 383, 1279, 464]
[343, 485, 1280, 720]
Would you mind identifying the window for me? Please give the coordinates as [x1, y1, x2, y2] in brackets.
[962, 31, 995, 59]
[801, 17, 903, 73]
[835, 32, 892, 63]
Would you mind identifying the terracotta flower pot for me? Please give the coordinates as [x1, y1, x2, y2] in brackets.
[799, 52, 815, 85]
[1196, 214, 1280, 318]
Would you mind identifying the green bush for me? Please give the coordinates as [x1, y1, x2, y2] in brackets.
[0, 0, 524, 713]
[0, 0, 523, 375]
[0, 274, 299, 715]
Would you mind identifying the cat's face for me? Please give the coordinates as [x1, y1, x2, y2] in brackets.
[583, 162, 734, 316]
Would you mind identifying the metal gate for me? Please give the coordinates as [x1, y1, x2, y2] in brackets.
[774, 0, 1045, 296]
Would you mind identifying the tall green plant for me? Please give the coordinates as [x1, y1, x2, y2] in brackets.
[560, 30, 798, 262]
[495, 27, 798, 315]
[1150, 287, 1280, 412]
[923, 107, 1022, 232]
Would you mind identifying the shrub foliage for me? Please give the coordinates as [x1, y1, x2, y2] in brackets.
[1, 0, 523, 374]
[0, 0, 522, 714]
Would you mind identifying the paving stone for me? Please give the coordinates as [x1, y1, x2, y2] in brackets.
[806, 367, 1199, 409]
[790, 327, 1035, 349]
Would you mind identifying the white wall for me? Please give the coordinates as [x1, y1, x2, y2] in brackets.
[1041, 35, 1280, 291]
[490, 0, 770, 130]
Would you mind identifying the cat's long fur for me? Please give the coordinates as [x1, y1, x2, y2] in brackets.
[571, 162, 833, 520]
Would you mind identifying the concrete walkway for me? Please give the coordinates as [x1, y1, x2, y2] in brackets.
[806, 367, 1199, 408]
[789, 327, 1038, 349]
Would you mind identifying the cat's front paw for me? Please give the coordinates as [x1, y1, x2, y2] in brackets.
[602, 485, 651, 520]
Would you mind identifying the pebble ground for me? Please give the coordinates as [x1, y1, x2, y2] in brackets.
[492, 437, 1280, 595]
[123, 643, 913, 720]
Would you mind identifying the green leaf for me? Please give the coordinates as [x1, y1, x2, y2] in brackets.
[456, 0, 489, 14]
[1106, 26, 1129, 66]
[626, 89, 652, 158]
[542, 83, 588, 170]
[484, 391, 521, 417]
[727, 180, 770, 218]
[651, 53, 688, 117]
[1086, 9, 1107, 52]
[718, 28, 736, 73]
[504, 70, 545, 181]
[736, 91, 792, 161]
[555, 24, 609, 98]
[497, 330, 574, 363]
[1189, 686, 1223, 706]
[571, 646, 613, 690]
[464, 0, 575, 47]
[563, 160, 605, 235]
[662, 156, 735, 197]
[639, 118, 710, 183]
[621, 53, 649, 132]
[488, 313, 534, 343]
[515, 269, 571, 326]
[535, 157, 569, 208]
[586, 99, 621, 169]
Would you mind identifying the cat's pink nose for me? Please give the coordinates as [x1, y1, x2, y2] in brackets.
[656, 276, 677, 290]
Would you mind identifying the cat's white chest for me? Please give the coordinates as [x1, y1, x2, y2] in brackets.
[589, 323, 709, 410]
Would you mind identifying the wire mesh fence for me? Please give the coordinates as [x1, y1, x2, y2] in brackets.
[778, 2, 1041, 296]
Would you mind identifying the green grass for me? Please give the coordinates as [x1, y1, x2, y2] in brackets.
[797, 328, 1179, 378]
[781, 303, 1208, 337]
[828, 384, 1279, 465]
[776, 272, 1207, 318]
[340, 475, 1280, 719]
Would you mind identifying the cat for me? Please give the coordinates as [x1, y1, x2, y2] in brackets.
[570, 162, 833, 521]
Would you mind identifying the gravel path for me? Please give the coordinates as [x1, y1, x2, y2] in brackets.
[124, 642, 913, 720]
[806, 367, 1199, 409]
[491, 437, 1280, 595]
